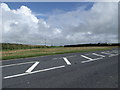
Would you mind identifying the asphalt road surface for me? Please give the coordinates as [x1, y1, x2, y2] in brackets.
[1, 48, 119, 88]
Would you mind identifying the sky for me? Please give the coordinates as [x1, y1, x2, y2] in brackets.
[0, 2, 118, 45]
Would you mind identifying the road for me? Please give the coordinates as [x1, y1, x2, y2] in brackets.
[1, 48, 119, 88]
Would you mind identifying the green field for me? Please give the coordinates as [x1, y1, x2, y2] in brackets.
[1, 43, 118, 60]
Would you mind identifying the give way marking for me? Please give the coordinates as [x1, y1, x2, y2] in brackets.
[63, 57, 71, 65]
[81, 53, 104, 63]
[4, 65, 65, 79]
[26, 62, 39, 73]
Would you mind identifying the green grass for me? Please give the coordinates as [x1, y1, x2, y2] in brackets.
[1, 46, 118, 60]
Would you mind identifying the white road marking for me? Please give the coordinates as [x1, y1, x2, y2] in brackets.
[52, 58, 58, 60]
[106, 51, 110, 52]
[0, 61, 38, 68]
[101, 52, 116, 56]
[81, 55, 93, 60]
[1, 56, 39, 62]
[112, 51, 118, 53]
[4, 65, 65, 79]
[111, 50, 118, 54]
[26, 62, 39, 73]
[112, 50, 118, 52]
[85, 53, 91, 55]
[92, 53, 105, 57]
[101, 51, 119, 57]
[108, 54, 118, 57]
[63, 57, 71, 65]
[68, 55, 76, 58]
[101, 52, 110, 54]
[81, 58, 102, 63]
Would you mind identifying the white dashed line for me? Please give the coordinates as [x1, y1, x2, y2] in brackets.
[101, 51, 112, 54]
[81, 55, 93, 60]
[84, 53, 91, 55]
[26, 62, 39, 73]
[52, 58, 58, 60]
[81, 58, 102, 63]
[112, 50, 118, 53]
[4, 65, 65, 79]
[81, 54, 103, 63]
[63, 57, 71, 65]
[108, 54, 118, 57]
[0, 61, 38, 68]
[92, 53, 105, 57]
[68, 55, 75, 58]
[101, 52, 117, 56]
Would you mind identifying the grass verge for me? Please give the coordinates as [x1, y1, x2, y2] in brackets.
[1, 46, 118, 60]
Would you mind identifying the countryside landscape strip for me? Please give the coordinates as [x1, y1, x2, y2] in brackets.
[1, 43, 118, 60]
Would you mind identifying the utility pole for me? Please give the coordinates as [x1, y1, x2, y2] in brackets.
[45, 39, 46, 46]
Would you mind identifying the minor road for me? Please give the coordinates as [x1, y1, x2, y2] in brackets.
[1, 48, 119, 88]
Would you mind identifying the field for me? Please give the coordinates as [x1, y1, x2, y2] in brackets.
[0, 43, 118, 60]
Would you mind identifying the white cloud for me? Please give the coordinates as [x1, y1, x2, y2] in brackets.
[0, 2, 118, 45]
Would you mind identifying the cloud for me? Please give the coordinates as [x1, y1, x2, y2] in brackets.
[0, 2, 118, 45]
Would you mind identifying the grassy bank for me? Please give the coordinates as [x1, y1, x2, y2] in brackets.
[1, 46, 118, 60]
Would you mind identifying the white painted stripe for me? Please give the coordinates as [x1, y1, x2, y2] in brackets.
[101, 52, 118, 57]
[112, 50, 118, 52]
[92, 53, 105, 57]
[101, 52, 116, 55]
[106, 51, 110, 52]
[26, 62, 39, 73]
[81, 58, 102, 63]
[81, 55, 93, 60]
[0, 61, 38, 68]
[63, 57, 71, 65]
[4, 65, 65, 79]
[68, 55, 75, 58]
[1, 56, 38, 62]
[85, 53, 91, 55]
[108, 54, 118, 57]
[101, 52, 111, 55]
[52, 58, 58, 60]
[111, 50, 118, 54]
[101, 51, 112, 54]
[112, 51, 118, 53]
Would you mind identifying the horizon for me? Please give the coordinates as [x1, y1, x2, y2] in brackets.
[1, 42, 119, 46]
